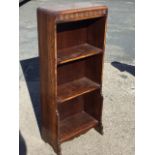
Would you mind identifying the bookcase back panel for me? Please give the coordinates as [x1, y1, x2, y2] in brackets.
[57, 54, 103, 86]
[58, 97, 84, 121]
[58, 90, 103, 123]
[57, 21, 87, 49]
[57, 17, 105, 50]
[57, 59, 85, 85]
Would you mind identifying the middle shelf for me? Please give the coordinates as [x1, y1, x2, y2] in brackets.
[57, 43, 103, 65]
[57, 77, 100, 103]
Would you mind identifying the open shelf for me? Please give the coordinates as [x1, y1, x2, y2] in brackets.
[57, 43, 102, 65]
[60, 111, 98, 143]
[57, 77, 100, 103]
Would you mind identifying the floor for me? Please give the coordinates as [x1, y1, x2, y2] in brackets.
[19, 0, 135, 155]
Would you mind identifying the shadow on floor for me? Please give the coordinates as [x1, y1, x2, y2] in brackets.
[19, 131, 27, 155]
[20, 57, 41, 132]
[111, 61, 135, 76]
[19, 0, 31, 7]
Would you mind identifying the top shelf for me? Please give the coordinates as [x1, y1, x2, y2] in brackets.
[57, 43, 102, 65]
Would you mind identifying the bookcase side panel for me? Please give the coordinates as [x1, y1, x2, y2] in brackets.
[87, 12, 108, 89]
[84, 90, 103, 133]
[85, 10, 108, 135]
[37, 9, 59, 151]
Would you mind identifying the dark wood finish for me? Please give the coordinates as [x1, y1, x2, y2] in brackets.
[58, 97, 84, 121]
[57, 43, 102, 65]
[60, 111, 98, 143]
[84, 90, 104, 134]
[37, 8, 60, 154]
[37, 4, 108, 155]
[57, 77, 100, 103]
[57, 55, 103, 86]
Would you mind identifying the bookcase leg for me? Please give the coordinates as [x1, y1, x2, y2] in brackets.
[95, 123, 104, 135]
[57, 148, 62, 155]
[56, 144, 62, 155]
[57, 150, 62, 155]
[51, 141, 62, 155]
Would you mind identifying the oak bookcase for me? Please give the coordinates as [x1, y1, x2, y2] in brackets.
[37, 4, 108, 155]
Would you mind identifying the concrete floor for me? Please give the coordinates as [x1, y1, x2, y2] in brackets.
[19, 0, 135, 155]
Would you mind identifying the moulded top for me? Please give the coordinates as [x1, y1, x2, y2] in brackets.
[38, 2, 108, 22]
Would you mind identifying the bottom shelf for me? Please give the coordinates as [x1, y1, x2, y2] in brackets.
[60, 111, 98, 143]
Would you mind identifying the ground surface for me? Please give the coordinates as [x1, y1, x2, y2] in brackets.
[19, 0, 135, 155]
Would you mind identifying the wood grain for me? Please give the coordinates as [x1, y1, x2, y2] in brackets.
[37, 8, 60, 154]
[57, 43, 102, 65]
[57, 77, 100, 103]
[60, 111, 98, 143]
[37, 4, 108, 155]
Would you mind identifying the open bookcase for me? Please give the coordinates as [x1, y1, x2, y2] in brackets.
[37, 4, 108, 155]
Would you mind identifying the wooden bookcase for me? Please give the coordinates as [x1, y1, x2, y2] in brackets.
[37, 4, 108, 155]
